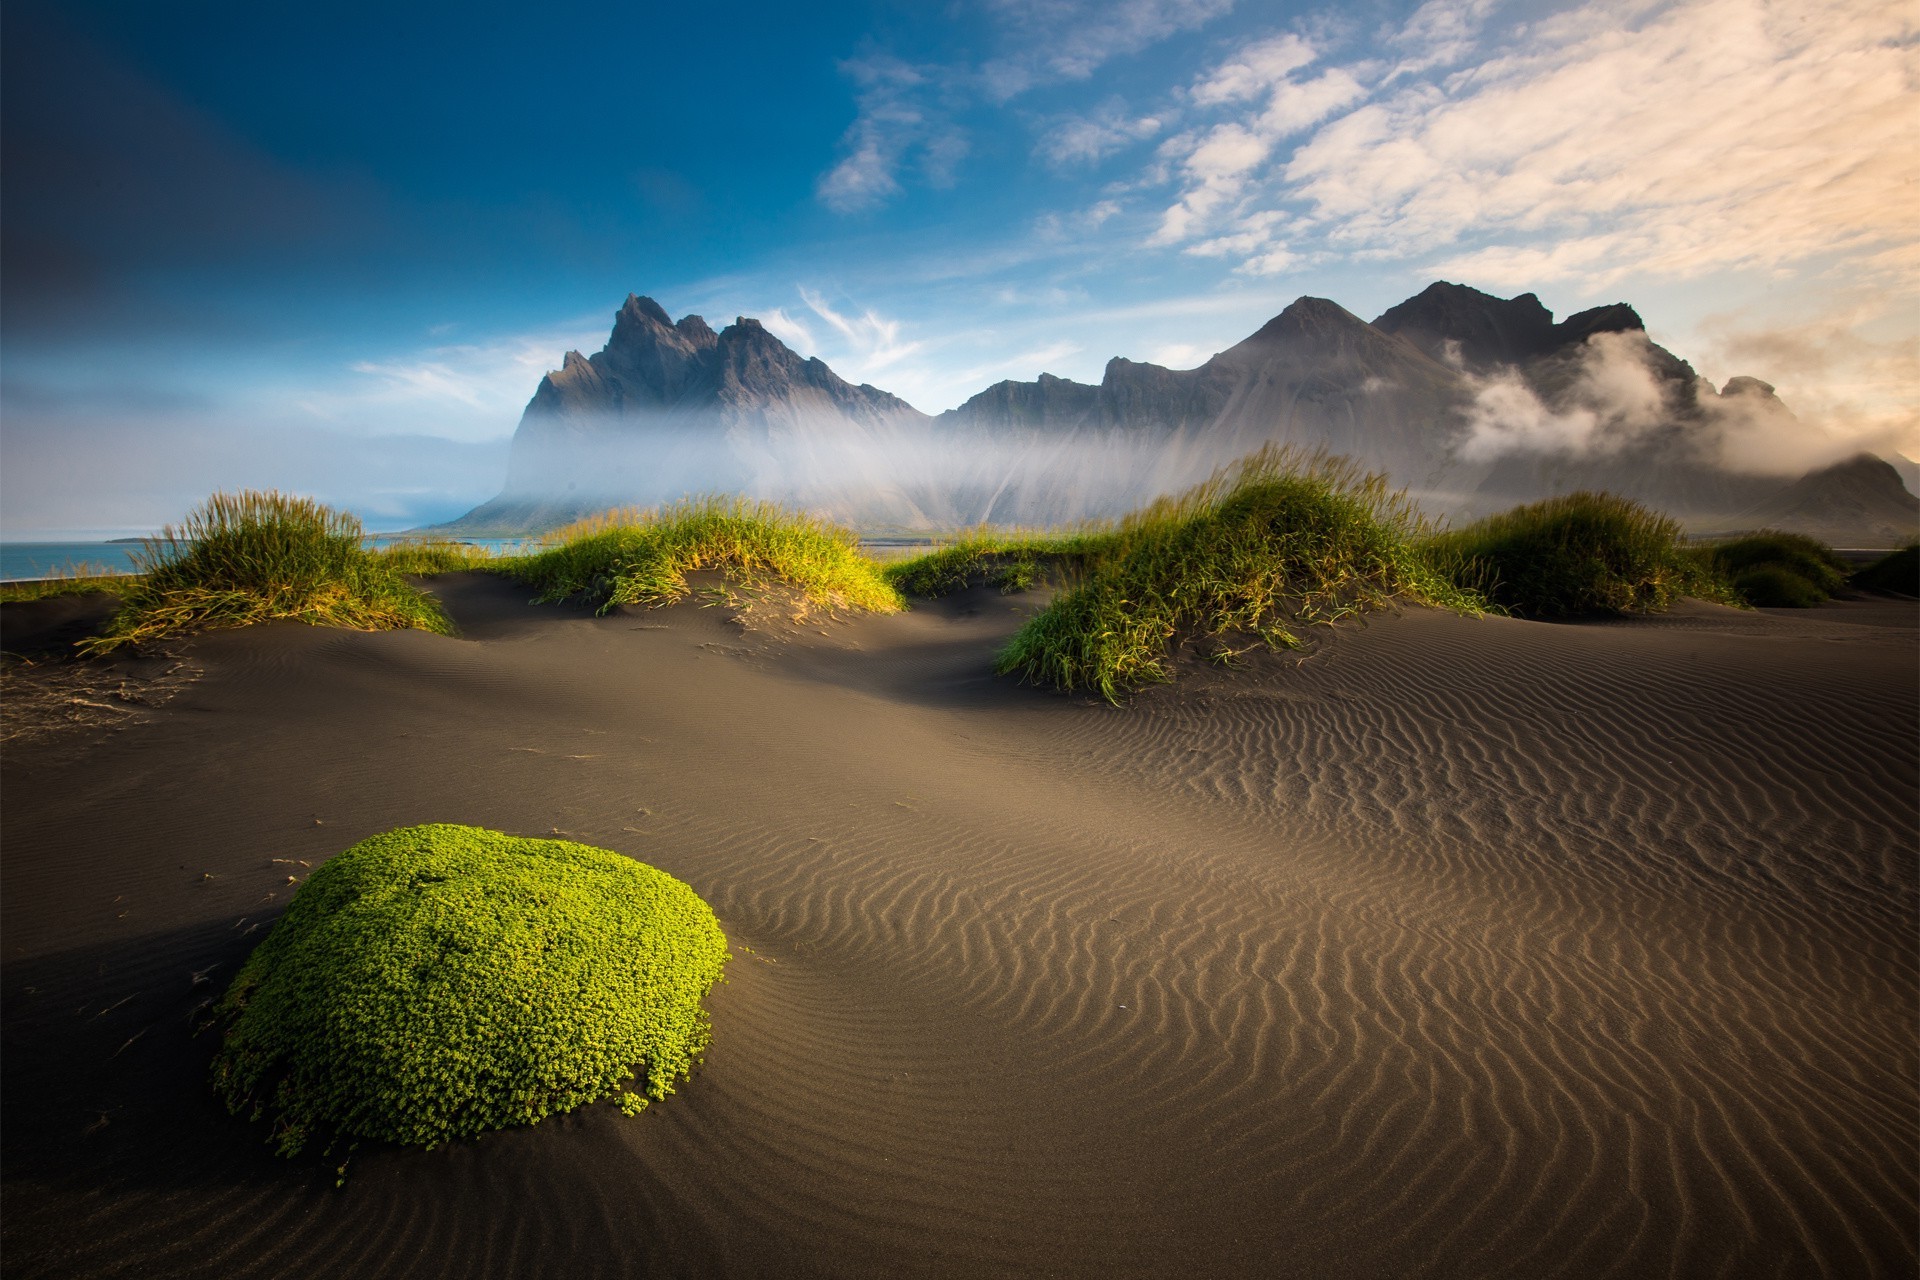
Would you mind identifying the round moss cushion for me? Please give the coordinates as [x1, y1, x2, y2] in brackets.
[211, 824, 728, 1155]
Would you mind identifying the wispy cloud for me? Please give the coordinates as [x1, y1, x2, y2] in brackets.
[819, 0, 1232, 211]
[334, 322, 607, 438]
[816, 54, 961, 213]
[1145, 0, 1919, 291]
[798, 287, 924, 378]
[1036, 102, 1164, 169]
[982, 0, 1235, 97]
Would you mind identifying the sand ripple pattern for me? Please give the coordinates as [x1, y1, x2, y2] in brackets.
[3, 586, 1913, 1278]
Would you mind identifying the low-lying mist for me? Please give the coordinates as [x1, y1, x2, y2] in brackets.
[497, 413, 1282, 532]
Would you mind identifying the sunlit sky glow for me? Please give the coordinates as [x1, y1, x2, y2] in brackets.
[3, 0, 1913, 534]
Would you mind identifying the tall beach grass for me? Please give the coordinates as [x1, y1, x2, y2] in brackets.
[1423, 491, 1734, 618]
[80, 491, 453, 653]
[996, 446, 1477, 701]
[512, 496, 903, 619]
[1695, 531, 1848, 607]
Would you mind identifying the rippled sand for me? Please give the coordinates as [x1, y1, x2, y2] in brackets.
[3, 576, 1913, 1278]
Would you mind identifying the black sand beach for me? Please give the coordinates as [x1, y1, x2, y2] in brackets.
[3, 575, 1915, 1278]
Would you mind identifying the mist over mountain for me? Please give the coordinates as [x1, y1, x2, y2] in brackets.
[433, 283, 1918, 545]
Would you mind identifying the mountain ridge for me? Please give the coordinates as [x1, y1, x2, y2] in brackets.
[430, 283, 1917, 545]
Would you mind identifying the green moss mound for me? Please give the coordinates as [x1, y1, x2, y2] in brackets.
[512, 496, 902, 619]
[995, 447, 1477, 701]
[1424, 491, 1730, 618]
[211, 824, 728, 1157]
[81, 491, 452, 654]
[1851, 544, 1919, 597]
[1701, 531, 1847, 607]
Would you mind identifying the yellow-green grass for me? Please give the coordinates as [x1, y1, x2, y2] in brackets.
[512, 496, 903, 618]
[1693, 531, 1848, 607]
[370, 540, 516, 576]
[884, 527, 1116, 597]
[0, 565, 136, 603]
[997, 447, 1479, 702]
[211, 824, 727, 1163]
[78, 492, 454, 654]
[1423, 491, 1735, 619]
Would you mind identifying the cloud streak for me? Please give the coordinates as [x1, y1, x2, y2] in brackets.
[1147, 0, 1918, 290]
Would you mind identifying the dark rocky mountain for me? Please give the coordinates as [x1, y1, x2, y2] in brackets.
[455, 294, 939, 531]
[932, 296, 1472, 521]
[432, 283, 1915, 545]
[1725, 454, 1920, 546]
[1371, 281, 1641, 370]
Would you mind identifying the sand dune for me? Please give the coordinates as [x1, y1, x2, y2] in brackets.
[3, 575, 1914, 1278]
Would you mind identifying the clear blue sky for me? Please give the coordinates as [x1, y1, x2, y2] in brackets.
[4, 0, 1911, 534]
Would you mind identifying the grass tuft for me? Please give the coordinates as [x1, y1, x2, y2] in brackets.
[370, 540, 511, 577]
[884, 527, 1113, 598]
[0, 565, 135, 603]
[995, 446, 1477, 701]
[79, 491, 452, 653]
[210, 824, 728, 1158]
[1851, 544, 1919, 597]
[1696, 531, 1847, 608]
[512, 496, 902, 619]
[1423, 491, 1733, 618]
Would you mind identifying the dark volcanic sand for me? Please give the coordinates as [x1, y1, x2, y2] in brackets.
[3, 575, 1915, 1279]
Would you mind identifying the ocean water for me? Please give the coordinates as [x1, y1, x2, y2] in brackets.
[0, 538, 538, 583]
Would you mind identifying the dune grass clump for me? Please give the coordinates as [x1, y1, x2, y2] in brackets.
[1698, 531, 1848, 608]
[80, 491, 451, 653]
[512, 496, 902, 618]
[0, 566, 134, 604]
[1851, 544, 1919, 597]
[884, 528, 1113, 598]
[370, 540, 512, 577]
[1423, 491, 1732, 619]
[996, 447, 1476, 701]
[211, 824, 728, 1159]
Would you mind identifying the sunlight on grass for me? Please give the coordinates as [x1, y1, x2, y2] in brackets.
[79, 491, 453, 653]
[512, 496, 902, 619]
[995, 446, 1479, 701]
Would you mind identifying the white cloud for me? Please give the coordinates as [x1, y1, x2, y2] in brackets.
[1036, 105, 1163, 169]
[1384, 0, 1497, 76]
[984, 0, 1235, 97]
[338, 322, 608, 439]
[760, 308, 818, 356]
[1150, 122, 1272, 244]
[1456, 330, 1675, 461]
[820, 0, 1232, 209]
[1149, 0, 1920, 294]
[1695, 302, 1920, 465]
[816, 55, 938, 214]
[798, 287, 924, 378]
[1191, 33, 1316, 104]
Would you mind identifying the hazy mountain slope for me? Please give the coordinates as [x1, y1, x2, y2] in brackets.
[1727, 454, 1920, 545]
[431, 283, 1909, 543]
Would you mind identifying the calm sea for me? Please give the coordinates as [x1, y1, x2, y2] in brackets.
[0, 538, 538, 583]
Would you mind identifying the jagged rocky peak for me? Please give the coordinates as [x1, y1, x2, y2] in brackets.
[1372, 281, 1560, 368]
[1554, 302, 1642, 346]
[1720, 375, 1779, 399]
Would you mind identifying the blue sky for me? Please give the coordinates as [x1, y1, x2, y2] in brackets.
[3, 0, 1913, 534]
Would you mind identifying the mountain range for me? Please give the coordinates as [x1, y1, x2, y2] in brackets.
[436, 283, 1918, 546]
